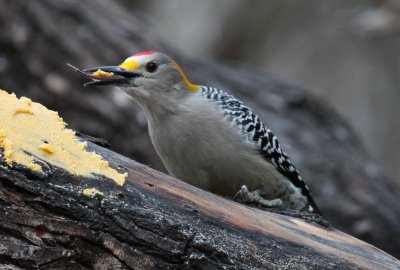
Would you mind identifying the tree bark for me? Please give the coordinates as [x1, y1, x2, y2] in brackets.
[0, 0, 399, 259]
[0, 142, 399, 269]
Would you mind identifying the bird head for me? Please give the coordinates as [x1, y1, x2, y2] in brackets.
[81, 52, 199, 106]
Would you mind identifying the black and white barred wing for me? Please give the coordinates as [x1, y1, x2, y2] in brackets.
[200, 86, 320, 214]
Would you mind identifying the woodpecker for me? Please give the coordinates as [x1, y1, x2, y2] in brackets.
[76, 51, 321, 214]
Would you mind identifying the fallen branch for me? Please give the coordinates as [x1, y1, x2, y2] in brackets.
[1, 143, 399, 269]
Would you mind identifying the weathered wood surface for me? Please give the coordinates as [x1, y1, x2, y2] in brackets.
[0, 0, 400, 259]
[0, 143, 399, 269]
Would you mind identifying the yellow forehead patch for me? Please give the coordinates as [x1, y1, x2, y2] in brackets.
[172, 61, 199, 92]
[119, 59, 138, 71]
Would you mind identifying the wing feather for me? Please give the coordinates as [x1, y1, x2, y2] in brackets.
[200, 86, 321, 214]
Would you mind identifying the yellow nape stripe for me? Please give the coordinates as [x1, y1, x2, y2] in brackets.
[119, 60, 138, 71]
[172, 61, 199, 92]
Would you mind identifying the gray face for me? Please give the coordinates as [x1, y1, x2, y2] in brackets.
[83, 52, 199, 114]
[118, 52, 192, 103]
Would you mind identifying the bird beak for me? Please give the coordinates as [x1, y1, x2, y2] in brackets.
[67, 64, 142, 87]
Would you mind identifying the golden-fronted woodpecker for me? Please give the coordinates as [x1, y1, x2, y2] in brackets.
[76, 51, 321, 214]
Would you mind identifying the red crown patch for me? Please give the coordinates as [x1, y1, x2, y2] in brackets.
[132, 51, 156, 57]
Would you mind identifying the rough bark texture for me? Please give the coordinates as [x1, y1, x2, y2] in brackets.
[0, 143, 399, 269]
[0, 0, 400, 259]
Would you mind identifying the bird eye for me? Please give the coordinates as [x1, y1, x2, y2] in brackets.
[145, 61, 158, 73]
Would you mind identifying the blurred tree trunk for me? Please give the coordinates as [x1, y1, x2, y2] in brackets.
[0, 0, 399, 259]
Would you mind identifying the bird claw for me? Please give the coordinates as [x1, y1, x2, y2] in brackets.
[234, 185, 283, 208]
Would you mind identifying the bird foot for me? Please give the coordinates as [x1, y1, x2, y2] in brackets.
[234, 185, 283, 208]
[233, 185, 330, 227]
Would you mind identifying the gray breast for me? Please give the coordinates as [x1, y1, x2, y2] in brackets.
[146, 93, 288, 197]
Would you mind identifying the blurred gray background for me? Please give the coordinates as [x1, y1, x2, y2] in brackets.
[1, 0, 400, 258]
[131, 0, 400, 185]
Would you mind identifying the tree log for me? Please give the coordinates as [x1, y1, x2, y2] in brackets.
[0, 142, 399, 269]
[0, 0, 400, 259]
